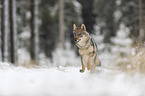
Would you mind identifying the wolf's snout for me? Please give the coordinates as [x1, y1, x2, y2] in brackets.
[74, 37, 77, 41]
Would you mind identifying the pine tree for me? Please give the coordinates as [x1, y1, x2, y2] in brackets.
[118, 0, 140, 42]
[94, 0, 115, 43]
[59, 0, 64, 49]
[2, 0, 9, 62]
[39, 0, 59, 57]
[39, 0, 82, 57]
[78, 0, 96, 33]
[30, 0, 39, 64]
[111, 23, 133, 67]
[139, 0, 145, 42]
[10, 0, 17, 63]
[0, 1, 2, 61]
[92, 24, 113, 68]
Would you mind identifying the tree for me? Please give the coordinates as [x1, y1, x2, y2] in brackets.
[30, 0, 39, 64]
[0, 1, 2, 61]
[139, 0, 145, 42]
[94, 0, 115, 43]
[39, 0, 59, 57]
[2, 0, 9, 62]
[64, 0, 82, 47]
[10, 0, 17, 63]
[78, 0, 96, 33]
[119, 0, 139, 42]
[111, 23, 132, 68]
[39, 0, 82, 57]
[59, 0, 64, 49]
[104, 0, 115, 43]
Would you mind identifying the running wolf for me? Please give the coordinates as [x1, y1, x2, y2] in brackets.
[73, 24, 101, 73]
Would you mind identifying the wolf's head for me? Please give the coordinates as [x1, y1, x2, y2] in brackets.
[73, 24, 89, 44]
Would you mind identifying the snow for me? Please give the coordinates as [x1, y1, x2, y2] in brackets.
[116, 0, 121, 5]
[114, 0, 122, 22]
[19, 28, 31, 39]
[0, 62, 145, 96]
[114, 10, 122, 22]
[17, 48, 31, 65]
[111, 23, 132, 46]
[52, 41, 80, 67]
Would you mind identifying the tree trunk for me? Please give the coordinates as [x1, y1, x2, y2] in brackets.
[2, 0, 9, 62]
[0, 1, 2, 61]
[30, 0, 39, 64]
[59, 0, 64, 49]
[79, 0, 96, 33]
[10, 0, 17, 64]
[104, 0, 115, 43]
[139, 0, 144, 42]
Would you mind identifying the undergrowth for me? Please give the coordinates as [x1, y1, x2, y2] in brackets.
[18, 60, 38, 69]
[119, 43, 145, 74]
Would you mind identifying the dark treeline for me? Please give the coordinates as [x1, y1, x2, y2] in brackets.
[0, 0, 39, 64]
[0, 0, 145, 64]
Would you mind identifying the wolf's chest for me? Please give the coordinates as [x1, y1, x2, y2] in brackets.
[79, 46, 93, 56]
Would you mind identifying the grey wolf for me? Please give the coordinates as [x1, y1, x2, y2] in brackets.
[73, 24, 101, 73]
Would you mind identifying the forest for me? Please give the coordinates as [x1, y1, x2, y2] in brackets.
[0, 0, 145, 96]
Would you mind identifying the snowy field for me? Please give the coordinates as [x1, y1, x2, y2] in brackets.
[0, 62, 145, 96]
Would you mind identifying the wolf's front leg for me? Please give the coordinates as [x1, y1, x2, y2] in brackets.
[80, 64, 85, 73]
[80, 56, 88, 73]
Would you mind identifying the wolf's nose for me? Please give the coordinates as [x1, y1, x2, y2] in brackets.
[74, 39, 77, 42]
[74, 39, 80, 43]
[74, 38, 77, 41]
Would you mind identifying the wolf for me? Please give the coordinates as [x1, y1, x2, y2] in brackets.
[73, 24, 101, 73]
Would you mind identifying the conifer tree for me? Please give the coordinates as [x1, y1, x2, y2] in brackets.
[2, 0, 9, 62]
[0, 2, 2, 61]
[30, 0, 39, 64]
[111, 23, 132, 67]
[10, 0, 17, 63]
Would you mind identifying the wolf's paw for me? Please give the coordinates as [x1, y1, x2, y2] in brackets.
[80, 69, 84, 73]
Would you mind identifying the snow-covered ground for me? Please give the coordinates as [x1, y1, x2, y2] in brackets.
[0, 62, 145, 96]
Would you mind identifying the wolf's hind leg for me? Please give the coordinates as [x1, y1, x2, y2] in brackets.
[90, 64, 96, 73]
[87, 58, 91, 70]
[95, 57, 101, 66]
[88, 56, 95, 73]
[87, 63, 91, 70]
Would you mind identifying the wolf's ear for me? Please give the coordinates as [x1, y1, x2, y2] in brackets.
[73, 24, 77, 31]
[81, 24, 86, 31]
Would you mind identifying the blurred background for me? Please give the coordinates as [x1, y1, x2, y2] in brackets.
[0, 0, 145, 69]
